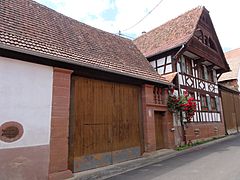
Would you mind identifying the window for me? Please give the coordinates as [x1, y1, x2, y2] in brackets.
[198, 65, 205, 79]
[215, 96, 220, 112]
[211, 97, 217, 111]
[200, 95, 208, 111]
[151, 56, 172, 75]
[208, 70, 214, 82]
[212, 70, 217, 83]
[198, 65, 209, 80]
[185, 57, 193, 75]
[180, 56, 186, 73]
[150, 61, 156, 69]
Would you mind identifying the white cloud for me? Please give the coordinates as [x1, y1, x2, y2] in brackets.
[36, 0, 240, 51]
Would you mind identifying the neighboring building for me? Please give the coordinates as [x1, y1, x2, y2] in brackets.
[219, 48, 240, 91]
[218, 48, 240, 134]
[0, 0, 175, 179]
[219, 84, 240, 134]
[134, 6, 230, 145]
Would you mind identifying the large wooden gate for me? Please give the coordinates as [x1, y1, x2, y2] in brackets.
[221, 90, 240, 134]
[69, 76, 142, 172]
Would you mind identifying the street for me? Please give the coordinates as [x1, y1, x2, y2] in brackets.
[107, 135, 240, 180]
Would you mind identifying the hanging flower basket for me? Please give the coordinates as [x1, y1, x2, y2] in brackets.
[167, 89, 196, 122]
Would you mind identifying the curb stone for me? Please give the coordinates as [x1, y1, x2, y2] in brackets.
[69, 134, 239, 180]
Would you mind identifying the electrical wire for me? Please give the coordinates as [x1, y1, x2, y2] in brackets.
[121, 0, 164, 32]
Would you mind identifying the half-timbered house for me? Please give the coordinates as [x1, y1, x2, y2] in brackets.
[0, 0, 175, 179]
[134, 6, 230, 145]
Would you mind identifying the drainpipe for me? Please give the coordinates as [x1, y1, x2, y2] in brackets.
[173, 44, 187, 145]
[173, 44, 185, 60]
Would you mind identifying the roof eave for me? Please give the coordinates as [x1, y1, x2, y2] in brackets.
[146, 44, 184, 59]
[0, 43, 171, 86]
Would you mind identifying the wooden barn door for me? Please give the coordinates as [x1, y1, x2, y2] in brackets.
[233, 94, 240, 131]
[221, 91, 238, 134]
[69, 76, 142, 172]
[155, 112, 165, 150]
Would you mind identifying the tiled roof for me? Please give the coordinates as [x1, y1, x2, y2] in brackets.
[219, 48, 240, 82]
[134, 7, 203, 58]
[0, 0, 169, 84]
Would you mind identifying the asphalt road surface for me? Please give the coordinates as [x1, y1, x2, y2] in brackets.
[107, 135, 240, 180]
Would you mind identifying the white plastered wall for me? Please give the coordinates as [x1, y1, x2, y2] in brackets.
[0, 56, 53, 149]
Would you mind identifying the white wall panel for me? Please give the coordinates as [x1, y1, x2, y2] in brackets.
[0, 57, 53, 149]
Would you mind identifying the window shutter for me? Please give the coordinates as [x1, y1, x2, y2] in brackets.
[215, 96, 220, 111]
[203, 66, 208, 80]
[213, 70, 217, 83]
[206, 95, 211, 111]
[181, 56, 186, 73]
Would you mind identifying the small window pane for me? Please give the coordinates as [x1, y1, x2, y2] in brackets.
[177, 62, 181, 72]
[166, 56, 171, 64]
[186, 58, 193, 75]
[203, 65, 208, 80]
[201, 95, 208, 111]
[211, 97, 217, 111]
[165, 64, 172, 73]
[157, 67, 164, 75]
[181, 56, 186, 73]
[206, 95, 211, 111]
[213, 70, 217, 83]
[150, 61, 156, 68]
[157, 58, 165, 66]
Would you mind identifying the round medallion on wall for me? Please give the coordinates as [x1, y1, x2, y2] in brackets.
[0, 121, 24, 143]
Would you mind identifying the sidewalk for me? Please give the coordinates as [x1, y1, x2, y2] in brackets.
[69, 134, 238, 180]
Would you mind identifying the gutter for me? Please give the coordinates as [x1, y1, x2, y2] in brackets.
[173, 44, 185, 60]
[0, 43, 171, 86]
[146, 44, 185, 59]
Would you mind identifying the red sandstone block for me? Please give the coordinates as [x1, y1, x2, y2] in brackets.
[51, 117, 69, 124]
[53, 71, 72, 79]
[53, 87, 70, 97]
[49, 170, 73, 180]
[49, 138, 68, 171]
[52, 105, 69, 111]
[51, 111, 69, 119]
[53, 77, 71, 87]
[51, 126, 69, 138]
[49, 157, 68, 173]
[52, 96, 70, 106]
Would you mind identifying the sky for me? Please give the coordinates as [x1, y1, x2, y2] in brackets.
[35, 0, 240, 52]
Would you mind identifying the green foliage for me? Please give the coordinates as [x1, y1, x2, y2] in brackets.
[175, 136, 224, 151]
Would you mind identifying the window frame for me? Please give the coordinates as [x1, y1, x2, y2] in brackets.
[198, 65, 205, 79]
[185, 56, 193, 75]
[150, 56, 172, 75]
[200, 95, 208, 111]
[210, 96, 217, 111]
